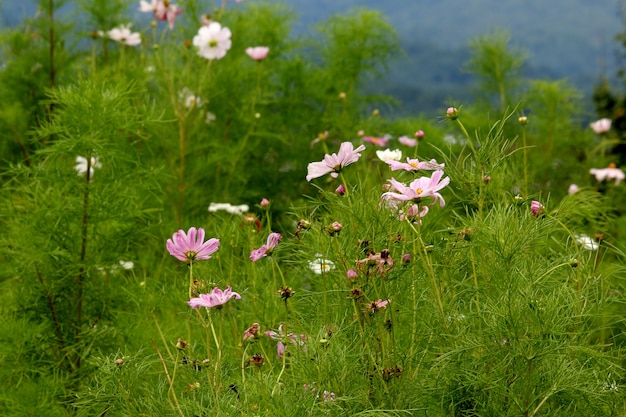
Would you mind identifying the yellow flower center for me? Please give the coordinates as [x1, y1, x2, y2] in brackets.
[409, 162, 418, 167]
[415, 188, 423, 195]
[609, 162, 617, 169]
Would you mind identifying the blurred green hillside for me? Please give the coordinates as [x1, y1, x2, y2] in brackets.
[2, 0, 624, 114]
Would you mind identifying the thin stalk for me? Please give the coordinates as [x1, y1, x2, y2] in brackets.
[521, 124, 528, 196]
[152, 339, 185, 417]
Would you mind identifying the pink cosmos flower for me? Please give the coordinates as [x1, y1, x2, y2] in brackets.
[589, 118, 611, 134]
[590, 164, 625, 185]
[250, 232, 282, 261]
[387, 157, 444, 172]
[382, 170, 450, 207]
[139, 0, 183, 30]
[166, 227, 220, 262]
[265, 324, 306, 359]
[245, 46, 269, 61]
[362, 136, 389, 147]
[306, 142, 366, 181]
[398, 135, 417, 147]
[192, 22, 232, 60]
[187, 286, 241, 309]
[530, 200, 543, 217]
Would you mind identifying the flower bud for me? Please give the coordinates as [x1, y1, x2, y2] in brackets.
[415, 130, 425, 140]
[338, 92, 346, 100]
[401, 253, 411, 264]
[372, 109, 380, 117]
[483, 175, 491, 184]
[518, 116, 528, 125]
[260, 198, 270, 208]
[335, 184, 346, 196]
[446, 107, 459, 120]
[346, 269, 358, 279]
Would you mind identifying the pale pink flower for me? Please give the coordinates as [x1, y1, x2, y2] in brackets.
[260, 198, 270, 208]
[398, 135, 417, 147]
[382, 170, 450, 207]
[530, 200, 543, 217]
[306, 142, 366, 181]
[166, 227, 220, 262]
[265, 324, 306, 359]
[187, 286, 241, 309]
[107, 25, 141, 46]
[362, 135, 389, 147]
[346, 269, 358, 279]
[589, 118, 611, 134]
[250, 232, 282, 261]
[245, 46, 269, 61]
[139, 0, 183, 30]
[387, 157, 444, 172]
[590, 165, 625, 185]
[193, 22, 232, 60]
[568, 184, 579, 194]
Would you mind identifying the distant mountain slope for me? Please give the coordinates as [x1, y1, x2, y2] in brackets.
[2, 0, 624, 113]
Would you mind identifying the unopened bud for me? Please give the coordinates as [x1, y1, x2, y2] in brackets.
[415, 130, 425, 140]
[446, 107, 459, 120]
[518, 116, 528, 125]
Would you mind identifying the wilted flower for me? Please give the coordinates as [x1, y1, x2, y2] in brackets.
[376, 149, 403, 162]
[192, 22, 232, 60]
[589, 164, 625, 185]
[530, 200, 544, 217]
[75, 155, 102, 178]
[589, 118, 611, 134]
[250, 232, 282, 261]
[357, 250, 394, 277]
[107, 24, 141, 46]
[362, 135, 389, 147]
[382, 170, 450, 207]
[208, 202, 249, 215]
[265, 324, 306, 359]
[575, 234, 599, 251]
[306, 141, 366, 181]
[398, 135, 417, 147]
[166, 227, 220, 262]
[187, 286, 241, 309]
[245, 46, 269, 61]
[278, 286, 295, 301]
[387, 157, 444, 172]
[367, 299, 390, 313]
[308, 257, 335, 274]
[242, 323, 261, 342]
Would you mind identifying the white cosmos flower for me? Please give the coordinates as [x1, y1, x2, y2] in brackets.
[208, 203, 249, 215]
[75, 156, 102, 178]
[308, 256, 335, 274]
[107, 24, 141, 46]
[575, 234, 599, 251]
[179, 88, 203, 108]
[192, 22, 232, 60]
[376, 149, 403, 162]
